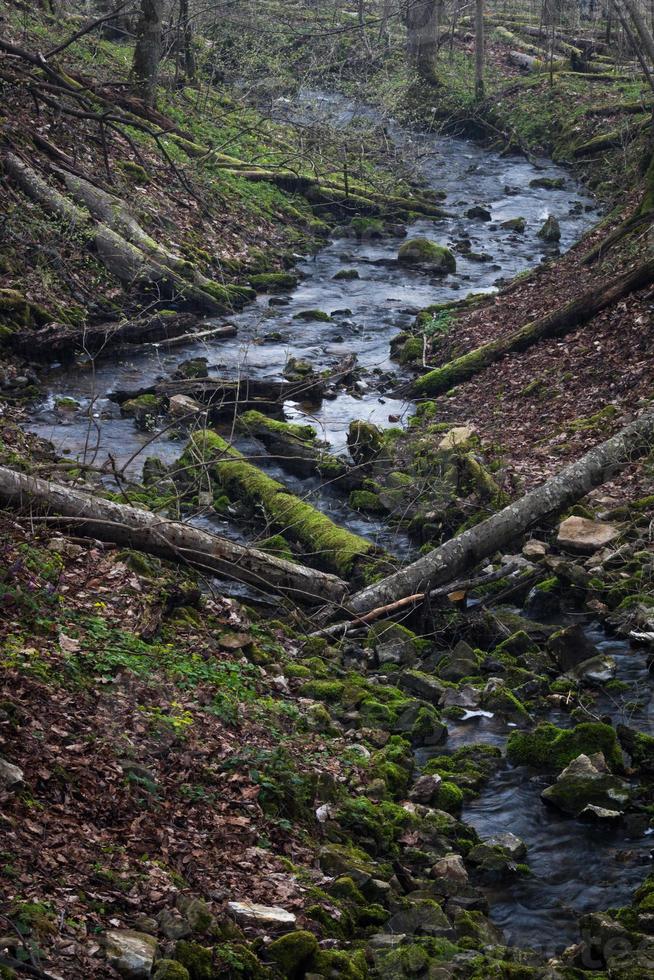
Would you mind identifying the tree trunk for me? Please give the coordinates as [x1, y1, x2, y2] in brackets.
[132, 0, 164, 106]
[0, 466, 347, 605]
[475, 0, 485, 99]
[343, 406, 654, 616]
[3, 153, 228, 316]
[403, 0, 441, 78]
[618, 0, 654, 64]
[410, 255, 654, 396]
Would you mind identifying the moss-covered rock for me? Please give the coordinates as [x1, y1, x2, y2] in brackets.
[310, 948, 368, 979]
[249, 272, 298, 292]
[537, 215, 561, 242]
[347, 420, 385, 466]
[506, 721, 623, 772]
[397, 238, 456, 273]
[266, 930, 318, 976]
[153, 961, 191, 980]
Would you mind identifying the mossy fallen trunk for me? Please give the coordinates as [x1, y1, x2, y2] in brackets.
[410, 256, 654, 396]
[237, 410, 360, 486]
[0, 465, 347, 604]
[180, 430, 382, 578]
[344, 404, 654, 617]
[3, 153, 234, 316]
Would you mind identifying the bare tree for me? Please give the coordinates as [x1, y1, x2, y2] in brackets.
[132, 0, 164, 105]
[475, 0, 485, 100]
[403, 0, 441, 79]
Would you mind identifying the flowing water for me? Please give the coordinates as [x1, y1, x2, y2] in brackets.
[24, 91, 649, 954]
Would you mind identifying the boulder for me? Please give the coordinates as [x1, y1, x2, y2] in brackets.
[227, 901, 296, 931]
[439, 684, 481, 710]
[557, 516, 620, 553]
[547, 624, 600, 672]
[465, 206, 492, 221]
[431, 854, 468, 885]
[408, 773, 442, 804]
[173, 357, 208, 380]
[0, 757, 24, 790]
[537, 215, 561, 242]
[347, 419, 384, 465]
[398, 670, 444, 704]
[500, 217, 526, 233]
[438, 425, 475, 450]
[571, 654, 616, 684]
[541, 753, 631, 817]
[104, 930, 157, 978]
[168, 394, 205, 417]
[438, 640, 480, 682]
[387, 899, 452, 937]
[397, 238, 456, 274]
[522, 539, 548, 559]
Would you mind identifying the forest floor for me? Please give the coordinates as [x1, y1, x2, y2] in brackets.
[1, 6, 654, 980]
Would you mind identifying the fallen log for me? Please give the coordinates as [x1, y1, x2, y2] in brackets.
[179, 430, 384, 578]
[7, 312, 212, 358]
[410, 255, 654, 396]
[2, 153, 235, 316]
[0, 466, 346, 605]
[581, 209, 654, 265]
[342, 405, 654, 617]
[110, 374, 327, 418]
[237, 410, 359, 485]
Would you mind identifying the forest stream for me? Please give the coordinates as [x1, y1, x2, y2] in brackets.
[24, 92, 652, 956]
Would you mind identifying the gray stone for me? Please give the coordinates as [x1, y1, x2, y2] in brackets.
[408, 774, 442, 804]
[537, 215, 561, 242]
[547, 624, 600, 672]
[387, 898, 452, 937]
[398, 670, 444, 704]
[367, 933, 407, 949]
[557, 516, 620, 553]
[0, 757, 24, 790]
[157, 908, 191, 940]
[541, 753, 631, 817]
[431, 854, 468, 885]
[439, 684, 481, 710]
[227, 901, 296, 930]
[168, 393, 205, 417]
[104, 929, 157, 978]
[571, 654, 616, 684]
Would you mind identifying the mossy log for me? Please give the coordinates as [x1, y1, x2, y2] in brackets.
[2, 153, 232, 316]
[180, 430, 381, 578]
[344, 405, 654, 616]
[6, 312, 213, 359]
[572, 123, 648, 158]
[237, 410, 361, 486]
[0, 465, 347, 605]
[581, 209, 654, 265]
[110, 374, 327, 419]
[410, 255, 654, 397]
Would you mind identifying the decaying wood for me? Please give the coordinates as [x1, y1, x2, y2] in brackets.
[2, 153, 230, 316]
[0, 466, 347, 605]
[410, 254, 654, 397]
[341, 406, 654, 618]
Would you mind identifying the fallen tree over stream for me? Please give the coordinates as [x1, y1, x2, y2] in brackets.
[0, 466, 347, 605]
[340, 405, 654, 618]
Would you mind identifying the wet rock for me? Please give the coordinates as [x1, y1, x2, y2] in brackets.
[500, 217, 526, 232]
[579, 803, 623, 820]
[347, 419, 384, 465]
[469, 832, 527, 872]
[465, 206, 492, 221]
[547, 624, 600, 672]
[227, 900, 296, 930]
[431, 854, 468, 885]
[0, 756, 24, 790]
[571, 654, 616, 684]
[398, 670, 444, 704]
[530, 176, 565, 190]
[481, 678, 530, 722]
[537, 215, 561, 242]
[387, 898, 452, 937]
[557, 515, 621, 553]
[283, 356, 314, 380]
[333, 268, 360, 280]
[104, 929, 157, 978]
[504, 185, 520, 195]
[393, 702, 447, 745]
[168, 393, 205, 418]
[397, 238, 456, 273]
[438, 640, 480, 682]
[173, 357, 208, 380]
[453, 908, 503, 944]
[408, 773, 442, 804]
[439, 685, 481, 711]
[541, 753, 631, 817]
[292, 309, 333, 322]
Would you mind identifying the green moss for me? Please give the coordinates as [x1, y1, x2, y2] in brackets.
[249, 272, 298, 292]
[239, 411, 317, 442]
[398, 336, 424, 364]
[336, 797, 416, 854]
[436, 781, 464, 812]
[333, 268, 360, 280]
[292, 309, 333, 322]
[507, 721, 623, 771]
[310, 948, 368, 979]
[152, 961, 190, 980]
[501, 216, 526, 232]
[299, 680, 345, 702]
[182, 430, 376, 576]
[257, 534, 294, 562]
[349, 216, 385, 238]
[121, 393, 162, 417]
[349, 490, 386, 513]
[267, 931, 317, 976]
[330, 876, 366, 904]
[397, 238, 456, 272]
